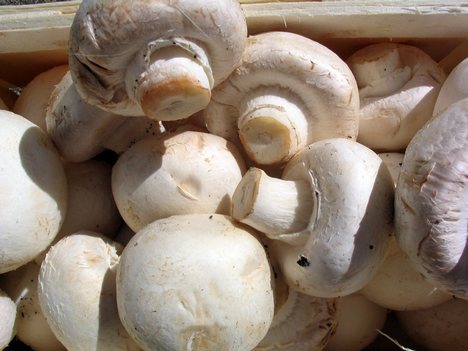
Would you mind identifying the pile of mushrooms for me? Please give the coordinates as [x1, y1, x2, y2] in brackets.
[1, 0, 468, 350]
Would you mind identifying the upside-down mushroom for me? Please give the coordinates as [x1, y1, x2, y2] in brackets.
[117, 214, 275, 351]
[395, 97, 468, 298]
[69, 0, 247, 121]
[346, 42, 446, 151]
[232, 138, 394, 297]
[203, 31, 360, 166]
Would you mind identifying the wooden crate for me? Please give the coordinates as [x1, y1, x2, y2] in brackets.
[0, 1, 467, 350]
[1, 0, 468, 107]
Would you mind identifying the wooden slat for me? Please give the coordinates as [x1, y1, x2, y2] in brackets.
[1, 1, 468, 54]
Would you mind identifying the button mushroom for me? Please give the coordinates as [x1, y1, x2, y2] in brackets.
[232, 138, 394, 297]
[0, 289, 16, 350]
[54, 159, 122, 243]
[203, 31, 359, 166]
[116, 214, 275, 351]
[433, 57, 468, 116]
[346, 42, 446, 151]
[0, 110, 67, 274]
[13, 64, 68, 131]
[325, 294, 388, 351]
[38, 231, 140, 351]
[395, 97, 468, 298]
[361, 153, 451, 311]
[255, 250, 337, 351]
[0, 261, 65, 351]
[112, 130, 246, 232]
[396, 297, 468, 351]
[46, 72, 164, 163]
[69, 0, 247, 121]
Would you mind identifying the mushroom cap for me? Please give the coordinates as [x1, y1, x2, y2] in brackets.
[0, 289, 16, 350]
[325, 294, 388, 351]
[361, 152, 451, 310]
[0, 110, 67, 274]
[117, 214, 274, 351]
[347, 42, 446, 151]
[255, 268, 336, 351]
[38, 231, 139, 351]
[55, 159, 122, 242]
[395, 97, 468, 298]
[0, 261, 65, 351]
[112, 130, 246, 232]
[361, 236, 451, 311]
[13, 64, 68, 131]
[397, 297, 468, 351]
[276, 138, 394, 297]
[433, 57, 468, 116]
[204, 31, 359, 149]
[69, 0, 247, 117]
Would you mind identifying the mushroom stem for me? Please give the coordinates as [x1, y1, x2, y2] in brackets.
[232, 167, 314, 243]
[125, 38, 213, 121]
[237, 87, 308, 165]
[349, 46, 412, 98]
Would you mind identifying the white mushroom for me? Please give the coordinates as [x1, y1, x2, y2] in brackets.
[396, 297, 468, 351]
[0, 289, 16, 350]
[112, 130, 246, 232]
[117, 214, 274, 351]
[69, 0, 247, 121]
[0, 97, 8, 110]
[433, 57, 468, 116]
[203, 31, 359, 165]
[361, 153, 451, 310]
[0, 110, 67, 274]
[395, 97, 468, 298]
[13, 64, 68, 131]
[346, 42, 446, 151]
[46, 72, 164, 163]
[38, 231, 140, 351]
[325, 294, 388, 351]
[55, 159, 122, 242]
[0, 261, 65, 351]
[232, 138, 394, 297]
[255, 250, 337, 351]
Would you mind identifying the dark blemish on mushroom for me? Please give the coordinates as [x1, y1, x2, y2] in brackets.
[21, 312, 25, 318]
[133, 242, 138, 247]
[209, 215, 213, 219]
[399, 162, 403, 166]
[369, 245, 374, 250]
[297, 255, 310, 267]
[434, 219, 441, 225]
